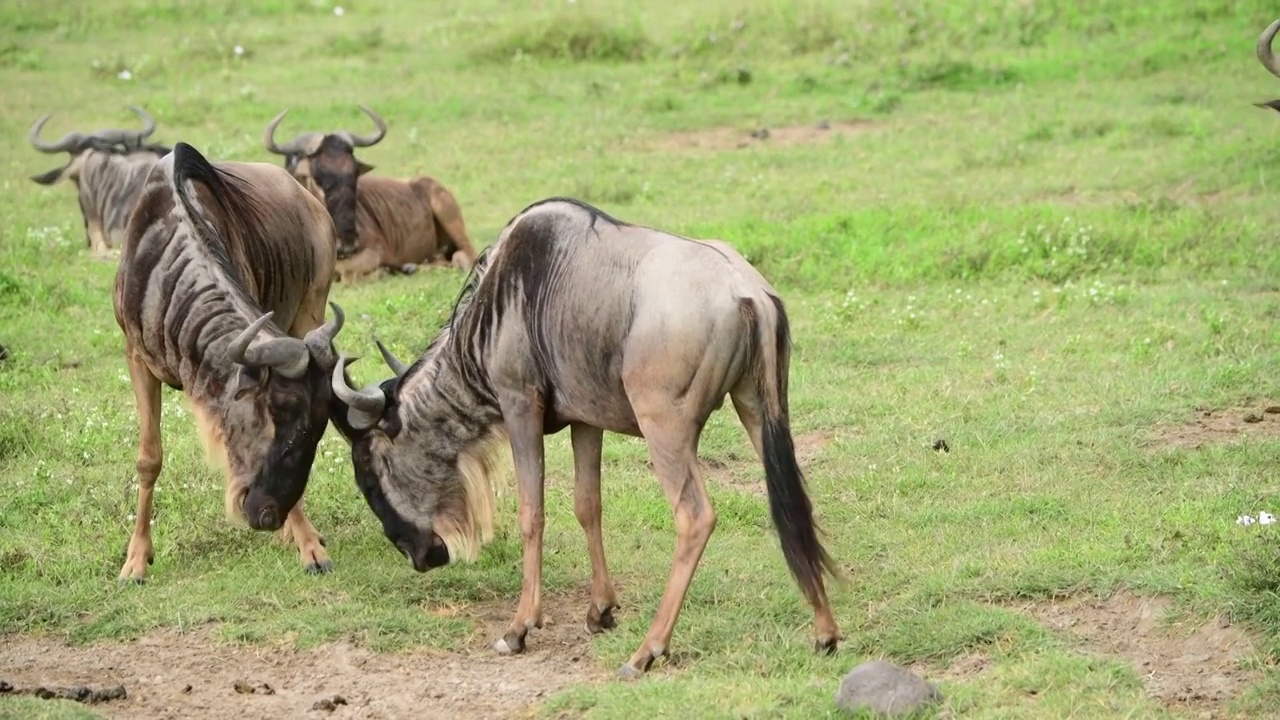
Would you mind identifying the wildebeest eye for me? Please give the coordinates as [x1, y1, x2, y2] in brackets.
[232, 366, 268, 400]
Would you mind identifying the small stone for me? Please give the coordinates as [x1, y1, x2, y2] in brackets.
[0, 680, 11, 693]
[1244, 412, 1263, 423]
[312, 699, 336, 712]
[750, 127, 770, 140]
[1265, 405, 1280, 414]
[932, 438, 950, 453]
[834, 660, 942, 717]
[258, 683, 275, 695]
[816, 120, 831, 130]
[182, 684, 192, 694]
[233, 680, 255, 694]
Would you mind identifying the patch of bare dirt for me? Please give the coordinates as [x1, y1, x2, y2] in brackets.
[648, 120, 875, 154]
[0, 592, 611, 720]
[695, 430, 836, 498]
[1146, 402, 1280, 452]
[1007, 590, 1260, 718]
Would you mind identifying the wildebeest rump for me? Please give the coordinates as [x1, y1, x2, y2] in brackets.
[112, 141, 346, 583]
[28, 106, 172, 255]
[262, 105, 478, 282]
[327, 197, 841, 678]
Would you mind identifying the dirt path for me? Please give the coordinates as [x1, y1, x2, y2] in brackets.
[0, 594, 609, 720]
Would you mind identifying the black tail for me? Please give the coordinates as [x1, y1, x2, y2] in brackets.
[756, 295, 839, 605]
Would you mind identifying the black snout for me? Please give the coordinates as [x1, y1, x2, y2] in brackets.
[399, 532, 450, 572]
[243, 489, 284, 531]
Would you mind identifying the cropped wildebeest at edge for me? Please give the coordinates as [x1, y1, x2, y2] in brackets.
[113, 140, 347, 583]
[328, 197, 842, 678]
[27, 106, 172, 257]
[1256, 19, 1280, 111]
[262, 105, 479, 283]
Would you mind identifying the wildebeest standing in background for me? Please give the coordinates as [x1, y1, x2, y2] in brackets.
[328, 197, 841, 678]
[28, 106, 172, 257]
[113, 141, 347, 583]
[262, 105, 478, 283]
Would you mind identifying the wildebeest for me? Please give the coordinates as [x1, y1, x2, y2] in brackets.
[261, 105, 478, 282]
[1257, 19, 1280, 111]
[28, 106, 172, 256]
[327, 197, 841, 678]
[113, 140, 346, 583]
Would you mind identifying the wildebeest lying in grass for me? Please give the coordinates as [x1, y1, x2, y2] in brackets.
[328, 197, 841, 678]
[113, 141, 346, 583]
[262, 105, 479, 283]
[1256, 19, 1280, 111]
[27, 106, 172, 256]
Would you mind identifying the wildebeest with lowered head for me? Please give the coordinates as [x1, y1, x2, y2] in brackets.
[28, 106, 172, 256]
[113, 140, 346, 583]
[328, 197, 841, 678]
[262, 105, 478, 282]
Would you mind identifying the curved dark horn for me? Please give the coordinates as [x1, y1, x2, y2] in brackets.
[263, 109, 322, 156]
[374, 338, 409, 377]
[1260, 20, 1280, 79]
[227, 311, 311, 379]
[126, 105, 156, 140]
[338, 105, 386, 148]
[28, 113, 86, 153]
[333, 354, 387, 428]
[304, 302, 346, 364]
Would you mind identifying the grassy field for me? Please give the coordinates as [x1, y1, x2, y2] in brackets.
[4, 0, 1280, 717]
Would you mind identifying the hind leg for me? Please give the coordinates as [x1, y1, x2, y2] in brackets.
[570, 423, 620, 633]
[425, 181, 477, 272]
[730, 379, 839, 654]
[618, 410, 717, 679]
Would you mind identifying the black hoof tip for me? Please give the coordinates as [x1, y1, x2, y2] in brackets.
[816, 637, 838, 655]
[588, 606, 619, 634]
[305, 559, 334, 575]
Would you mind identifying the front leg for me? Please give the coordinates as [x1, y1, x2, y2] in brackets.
[492, 388, 547, 656]
[119, 351, 163, 584]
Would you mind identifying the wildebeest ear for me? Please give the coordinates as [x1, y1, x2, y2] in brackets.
[1255, 100, 1280, 113]
[356, 160, 375, 176]
[30, 166, 67, 185]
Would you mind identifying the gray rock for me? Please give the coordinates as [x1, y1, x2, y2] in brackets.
[834, 660, 942, 717]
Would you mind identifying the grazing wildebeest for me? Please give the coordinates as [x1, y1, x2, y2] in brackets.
[113, 140, 346, 583]
[328, 197, 841, 678]
[261, 105, 478, 282]
[28, 106, 172, 256]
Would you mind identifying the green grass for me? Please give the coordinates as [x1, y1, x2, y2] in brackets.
[4, 0, 1280, 717]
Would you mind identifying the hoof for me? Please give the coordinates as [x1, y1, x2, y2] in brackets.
[587, 605, 618, 634]
[399, 263, 418, 275]
[815, 637, 838, 655]
[493, 631, 526, 656]
[117, 576, 145, 587]
[305, 559, 334, 575]
[617, 663, 644, 681]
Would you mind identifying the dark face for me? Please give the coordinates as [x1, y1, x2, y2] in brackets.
[291, 136, 373, 261]
[328, 376, 452, 571]
[217, 359, 336, 531]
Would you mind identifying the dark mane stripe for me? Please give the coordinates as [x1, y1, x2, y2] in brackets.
[171, 142, 272, 299]
[510, 196, 627, 230]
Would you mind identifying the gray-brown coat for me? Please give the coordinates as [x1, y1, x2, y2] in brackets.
[261, 106, 477, 282]
[113, 141, 346, 584]
[327, 197, 841, 678]
[27, 106, 172, 256]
